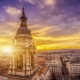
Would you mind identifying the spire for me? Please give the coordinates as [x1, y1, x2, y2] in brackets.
[20, 5, 27, 20]
[22, 5, 25, 16]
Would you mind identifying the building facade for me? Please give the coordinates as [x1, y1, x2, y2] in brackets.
[66, 61, 80, 77]
[8, 6, 38, 80]
[49, 59, 62, 76]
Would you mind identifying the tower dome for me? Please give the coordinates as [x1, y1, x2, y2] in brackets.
[16, 5, 31, 36]
[16, 26, 31, 35]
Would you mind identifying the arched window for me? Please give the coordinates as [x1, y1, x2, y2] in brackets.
[17, 54, 23, 69]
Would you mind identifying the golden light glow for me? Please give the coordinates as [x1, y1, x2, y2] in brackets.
[2, 46, 12, 53]
[0, 23, 80, 51]
[33, 33, 80, 50]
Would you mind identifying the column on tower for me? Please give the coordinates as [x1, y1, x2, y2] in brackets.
[8, 59, 12, 74]
[31, 51, 37, 73]
[33, 52, 37, 71]
[31, 52, 34, 74]
[29, 52, 32, 74]
[33, 52, 36, 67]
[30, 51, 34, 74]
[22, 53, 26, 76]
[26, 50, 31, 76]
[31, 52, 34, 68]
[12, 53, 16, 75]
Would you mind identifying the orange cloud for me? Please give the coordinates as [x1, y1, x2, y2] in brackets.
[44, 0, 55, 5]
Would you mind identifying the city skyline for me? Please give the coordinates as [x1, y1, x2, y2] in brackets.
[0, 0, 80, 51]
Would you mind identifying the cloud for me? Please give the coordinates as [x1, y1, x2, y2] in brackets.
[18, 0, 56, 8]
[1, 0, 80, 51]
[44, 0, 55, 5]
[6, 21, 19, 28]
[34, 33, 80, 50]
[32, 26, 52, 33]
[18, 0, 35, 4]
[29, 24, 60, 37]
[0, 14, 6, 22]
[25, 0, 34, 4]
[6, 6, 21, 15]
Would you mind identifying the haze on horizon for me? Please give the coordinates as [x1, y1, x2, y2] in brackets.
[0, 0, 80, 51]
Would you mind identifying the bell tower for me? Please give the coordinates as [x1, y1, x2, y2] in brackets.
[8, 6, 38, 80]
[20, 5, 27, 27]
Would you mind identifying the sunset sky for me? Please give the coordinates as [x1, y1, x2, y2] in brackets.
[0, 0, 80, 51]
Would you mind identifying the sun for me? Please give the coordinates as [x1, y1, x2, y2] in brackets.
[2, 47, 12, 53]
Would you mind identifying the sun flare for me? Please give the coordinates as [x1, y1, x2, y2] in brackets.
[2, 47, 12, 53]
